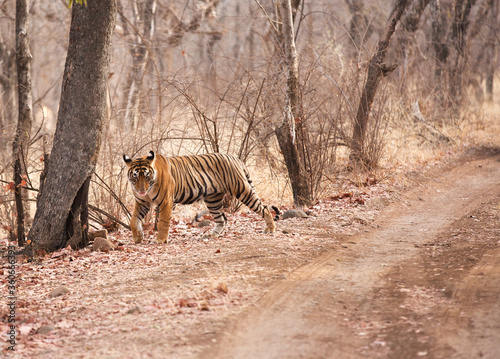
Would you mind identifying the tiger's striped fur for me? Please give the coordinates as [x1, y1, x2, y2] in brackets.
[123, 151, 277, 243]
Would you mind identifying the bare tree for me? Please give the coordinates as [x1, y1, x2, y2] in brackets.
[447, 0, 475, 111]
[28, 0, 116, 254]
[162, 0, 221, 47]
[398, 0, 430, 92]
[484, 0, 498, 100]
[0, 34, 16, 161]
[430, 0, 448, 96]
[345, 0, 368, 51]
[275, 0, 312, 207]
[118, 0, 157, 129]
[12, 0, 33, 246]
[350, 0, 412, 169]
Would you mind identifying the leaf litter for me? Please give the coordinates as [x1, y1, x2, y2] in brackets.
[0, 156, 463, 358]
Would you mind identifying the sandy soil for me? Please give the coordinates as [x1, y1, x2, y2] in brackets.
[203, 148, 500, 359]
[3, 147, 500, 358]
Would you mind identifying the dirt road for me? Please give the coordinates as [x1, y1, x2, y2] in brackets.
[8, 149, 500, 359]
[203, 151, 500, 359]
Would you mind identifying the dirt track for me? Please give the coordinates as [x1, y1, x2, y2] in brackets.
[203, 150, 500, 359]
[7, 149, 500, 359]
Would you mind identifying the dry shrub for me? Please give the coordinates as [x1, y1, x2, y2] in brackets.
[2, 1, 498, 238]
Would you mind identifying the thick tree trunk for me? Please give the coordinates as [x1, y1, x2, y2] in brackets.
[28, 0, 116, 254]
[275, 0, 312, 207]
[349, 0, 411, 169]
[12, 0, 33, 247]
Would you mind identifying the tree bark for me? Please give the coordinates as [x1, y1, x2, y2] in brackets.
[430, 0, 448, 96]
[28, 0, 116, 253]
[448, 0, 475, 110]
[12, 0, 33, 246]
[118, 0, 157, 129]
[0, 37, 16, 162]
[398, 0, 430, 94]
[401, 0, 430, 33]
[345, 0, 368, 51]
[275, 0, 312, 207]
[484, 0, 498, 101]
[350, 0, 411, 169]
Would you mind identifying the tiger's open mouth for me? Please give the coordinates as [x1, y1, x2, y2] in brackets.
[135, 188, 149, 197]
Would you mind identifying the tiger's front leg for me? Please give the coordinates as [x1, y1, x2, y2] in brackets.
[131, 200, 151, 244]
[157, 199, 173, 243]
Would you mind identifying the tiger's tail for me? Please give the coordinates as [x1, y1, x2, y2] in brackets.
[270, 205, 280, 221]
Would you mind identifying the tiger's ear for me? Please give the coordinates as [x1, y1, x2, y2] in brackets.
[123, 154, 132, 166]
[147, 151, 155, 161]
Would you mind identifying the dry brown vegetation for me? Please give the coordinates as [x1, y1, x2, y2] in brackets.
[2, 3, 498, 242]
[0, 2, 499, 357]
[0, 0, 498, 239]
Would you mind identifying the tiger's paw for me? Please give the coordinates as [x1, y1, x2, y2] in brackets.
[202, 232, 218, 240]
[202, 224, 225, 239]
[264, 225, 276, 234]
[157, 234, 169, 244]
[133, 236, 143, 244]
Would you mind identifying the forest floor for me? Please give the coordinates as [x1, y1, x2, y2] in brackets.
[2, 146, 500, 358]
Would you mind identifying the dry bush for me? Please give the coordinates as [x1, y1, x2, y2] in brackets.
[1, 0, 498, 238]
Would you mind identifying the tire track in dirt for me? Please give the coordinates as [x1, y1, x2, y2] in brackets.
[432, 246, 500, 358]
[425, 219, 500, 359]
[202, 152, 500, 359]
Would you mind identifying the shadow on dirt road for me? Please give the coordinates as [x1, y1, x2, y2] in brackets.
[203, 150, 500, 359]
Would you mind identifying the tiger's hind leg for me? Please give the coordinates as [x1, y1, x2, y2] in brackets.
[236, 184, 276, 234]
[203, 192, 227, 237]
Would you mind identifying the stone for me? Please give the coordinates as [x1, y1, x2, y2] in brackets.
[126, 306, 143, 314]
[282, 209, 308, 220]
[215, 282, 228, 294]
[49, 286, 70, 298]
[92, 237, 115, 252]
[89, 229, 108, 242]
[37, 325, 55, 334]
[198, 219, 212, 228]
[353, 216, 368, 225]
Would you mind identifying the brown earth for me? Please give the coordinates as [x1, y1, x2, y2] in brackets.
[204, 148, 500, 359]
[3, 147, 500, 358]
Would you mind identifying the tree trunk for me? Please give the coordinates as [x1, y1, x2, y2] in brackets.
[345, 0, 367, 51]
[118, 0, 157, 129]
[275, 0, 312, 207]
[12, 0, 33, 247]
[0, 37, 16, 162]
[349, 0, 411, 169]
[448, 0, 474, 111]
[485, 0, 497, 101]
[430, 0, 448, 98]
[28, 0, 116, 254]
[398, 0, 430, 93]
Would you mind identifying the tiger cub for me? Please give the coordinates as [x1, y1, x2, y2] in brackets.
[123, 151, 277, 243]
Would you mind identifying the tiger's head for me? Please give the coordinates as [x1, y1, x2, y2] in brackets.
[123, 151, 157, 197]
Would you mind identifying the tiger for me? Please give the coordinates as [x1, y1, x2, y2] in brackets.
[123, 151, 277, 243]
